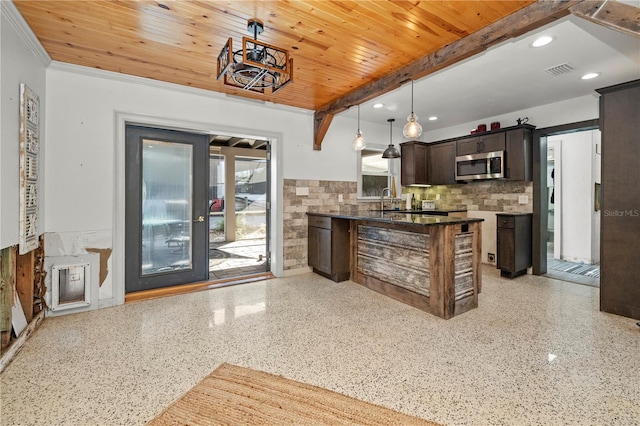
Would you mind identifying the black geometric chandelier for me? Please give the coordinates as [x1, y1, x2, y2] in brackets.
[217, 18, 293, 94]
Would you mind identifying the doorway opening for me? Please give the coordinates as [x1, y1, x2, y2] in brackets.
[534, 122, 600, 287]
[208, 137, 270, 280]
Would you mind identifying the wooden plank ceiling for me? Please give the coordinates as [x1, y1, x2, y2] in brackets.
[15, 0, 537, 113]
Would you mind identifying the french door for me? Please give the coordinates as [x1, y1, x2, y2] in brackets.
[125, 125, 209, 292]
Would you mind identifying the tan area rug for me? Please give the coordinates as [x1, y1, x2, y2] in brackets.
[148, 363, 441, 425]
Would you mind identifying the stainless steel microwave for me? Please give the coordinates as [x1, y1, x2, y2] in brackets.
[455, 150, 505, 181]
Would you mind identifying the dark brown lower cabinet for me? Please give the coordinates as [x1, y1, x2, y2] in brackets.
[307, 214, 350, 282]
[496, 213, 532, 278]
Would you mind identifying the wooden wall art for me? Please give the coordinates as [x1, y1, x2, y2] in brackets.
[19, 83, 40, 255]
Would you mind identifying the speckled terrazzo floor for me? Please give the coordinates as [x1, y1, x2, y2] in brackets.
[1, 266, 639, 426]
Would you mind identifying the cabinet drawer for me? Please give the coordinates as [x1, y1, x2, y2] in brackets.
[308, 215, 332, 230]
[497, 215, 515, 228]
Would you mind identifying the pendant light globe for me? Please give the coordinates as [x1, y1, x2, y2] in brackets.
[353, 130, 366, 151]
[352, 104, 366, 151]
[402, 80, 423, 139]
[403, 112, 423, 139]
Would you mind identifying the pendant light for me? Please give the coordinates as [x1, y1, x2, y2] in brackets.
[402, 80, 423, 139]
[382, 118, 400, 159]
[352, 105, 366, 151]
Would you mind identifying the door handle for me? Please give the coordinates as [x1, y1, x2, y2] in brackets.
[193, 215, 205, 223]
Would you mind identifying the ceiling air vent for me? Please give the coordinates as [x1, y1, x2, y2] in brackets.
[544, 62, 575, 76]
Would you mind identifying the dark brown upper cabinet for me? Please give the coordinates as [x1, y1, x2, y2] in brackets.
[505, 127, 533, 181]
[457, 133, 505, 156]
[428, 141, 456, 185]
[401, 125, 534, 187]
[401, 141, 429, 186]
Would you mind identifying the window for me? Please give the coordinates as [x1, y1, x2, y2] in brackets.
[358, 149, 391, 198]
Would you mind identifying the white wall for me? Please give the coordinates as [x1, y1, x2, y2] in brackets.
[287, 113, 390, 182]
[43, 62, 373, 306]
[0, 3, 47, 249]
[420, 94, 599, 143]
[549, 130, 600, 264]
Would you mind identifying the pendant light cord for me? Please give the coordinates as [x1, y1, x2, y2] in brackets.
[411, 80, 414, 114]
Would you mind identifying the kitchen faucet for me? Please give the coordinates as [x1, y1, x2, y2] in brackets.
[380, 187, 393, 211]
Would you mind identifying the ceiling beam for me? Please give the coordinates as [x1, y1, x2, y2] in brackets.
[251, 140, 267, 150]
[228, 137, 244, 147]
[570, 0, 640, 38]
[313, 113, 334, 151]
[312, 0, 584, 150]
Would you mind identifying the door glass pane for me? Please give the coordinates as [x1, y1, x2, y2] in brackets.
[235, 157, 267, 241]
[141, 139, 192, 275]
[209, 154, 225, 244]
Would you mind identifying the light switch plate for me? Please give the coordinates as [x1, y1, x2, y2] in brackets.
[518, 195, 529, 204]
[296, 187, 309, 196]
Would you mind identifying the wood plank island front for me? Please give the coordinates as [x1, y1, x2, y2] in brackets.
[307, 212, 483, 319]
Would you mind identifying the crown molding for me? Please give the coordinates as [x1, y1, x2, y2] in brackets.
[48, 61, 313, 116]
[1, 0, 52, 67]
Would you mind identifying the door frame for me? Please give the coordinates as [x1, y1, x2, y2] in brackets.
[114, 112, 284, 305]
[532, 118, 599, 275]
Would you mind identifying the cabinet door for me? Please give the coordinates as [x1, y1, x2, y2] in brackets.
[308, 226, 320, 269]
[457, 137, 479, 156]
[313, 227, 332, 274]
[478, 133, 505, 153]
[309, 226, 332, 274]
[401, 142, 428, 185]
[428, 141, 456, 184]
[506, 128, 532, 181]
[497, 227, 515, 272]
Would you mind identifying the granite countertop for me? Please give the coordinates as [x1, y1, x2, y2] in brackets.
[379, 208, 468, 214]
[307, 211, 483, 226]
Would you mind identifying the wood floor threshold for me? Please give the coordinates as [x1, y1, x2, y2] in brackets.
[125, 272, 274, 303]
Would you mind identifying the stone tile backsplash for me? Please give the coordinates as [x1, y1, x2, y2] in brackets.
[283, 178, 532, 271]
[283, 179, 370, 271]
[404, 181, 534, 213]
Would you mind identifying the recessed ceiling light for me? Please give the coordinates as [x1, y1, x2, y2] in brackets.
[531, 35, 553, 48]
[581, 72, 600, 80]
[428, 116, 438, 121]
[373, 103, 384, 109]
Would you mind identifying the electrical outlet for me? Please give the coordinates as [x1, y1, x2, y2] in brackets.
[488, 253, 495, 264]
[338, 194, 344, 202]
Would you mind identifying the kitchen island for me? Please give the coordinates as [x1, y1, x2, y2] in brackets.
[308, 211, 483, 319]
